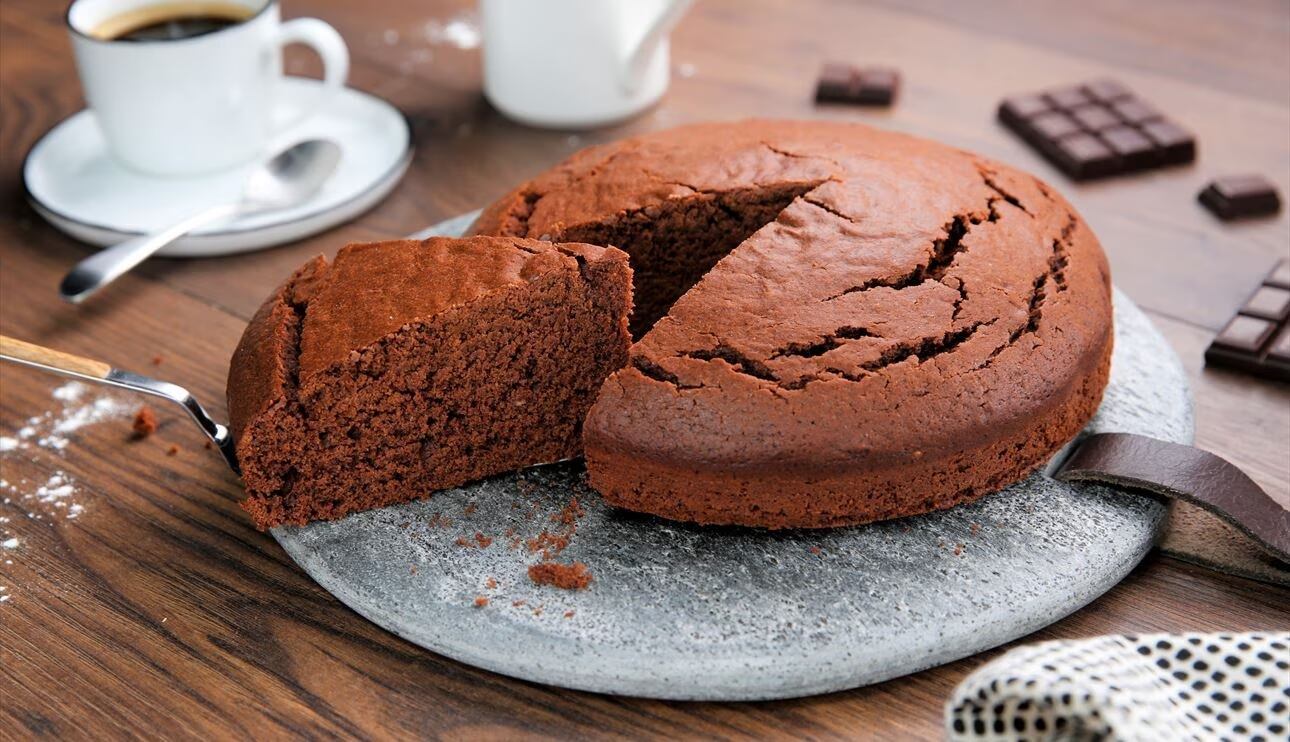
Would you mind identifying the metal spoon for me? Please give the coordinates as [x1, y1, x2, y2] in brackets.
[59, 138, 342, 304]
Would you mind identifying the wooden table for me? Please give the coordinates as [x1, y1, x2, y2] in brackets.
[2, 0, 1287, 737]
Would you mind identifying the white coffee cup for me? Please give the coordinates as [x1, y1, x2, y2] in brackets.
[480, 0, 693, 129]
[67, 0, 349, 175]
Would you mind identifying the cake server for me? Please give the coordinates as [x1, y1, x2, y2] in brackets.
[58, 138, 342, 304]
[0, 334, 238, 474]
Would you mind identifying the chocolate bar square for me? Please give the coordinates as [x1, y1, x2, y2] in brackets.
[815, 63, 898, 106]
[997, 79, 1195, 180]
[1053, 134, 1118, 179]
[1070, 104, 1120, 132]
[1198, 174, 1282, 220]
[1204, 260, 1290, 381]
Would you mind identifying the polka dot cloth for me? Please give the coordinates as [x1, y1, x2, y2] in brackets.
[946, 632, 1289, 741]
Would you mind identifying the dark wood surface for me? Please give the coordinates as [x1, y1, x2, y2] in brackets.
[2, 0, 1287, 738]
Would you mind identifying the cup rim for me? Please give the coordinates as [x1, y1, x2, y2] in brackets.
[65, 0, 276, 46]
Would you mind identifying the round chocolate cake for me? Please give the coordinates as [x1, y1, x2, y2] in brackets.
[471, 119, 1113, 529]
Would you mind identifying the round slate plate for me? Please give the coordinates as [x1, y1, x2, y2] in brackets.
[274, 214, 1193, 701]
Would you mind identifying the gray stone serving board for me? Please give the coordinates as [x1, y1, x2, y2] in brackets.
[273, 212, 1193, 701]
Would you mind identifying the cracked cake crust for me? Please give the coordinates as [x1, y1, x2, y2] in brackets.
[472, 119, 1113, 529]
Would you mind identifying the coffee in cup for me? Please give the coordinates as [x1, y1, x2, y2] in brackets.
[67, 0, 350, 175]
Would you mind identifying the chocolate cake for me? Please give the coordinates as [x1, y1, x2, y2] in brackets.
[471, 119, 1113, 529]
[227, 236, 632, 529]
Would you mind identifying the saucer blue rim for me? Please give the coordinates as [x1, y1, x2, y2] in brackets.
[21, 83, 414, 241]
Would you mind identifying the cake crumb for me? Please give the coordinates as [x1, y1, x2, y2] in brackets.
[528, 561, 592, 590]
[553, 497, 585, 526]
[970, 522, 981, 535]
[464, 502, 477, 515]
[953, 543, 964, 556]
[165, 445, 179, 456]
[410, 565, 418, 575]
[473, 595, 489, 608]
[526, 529, 570, 558]
[485, 577, 497, 589]
[454, 536, 471, 547]
[428, 512, 452, 528]
[808, 545, 822, 555]
[563, 610, 575, 619]
[131, 407, 157, 439]
[474, 532, 492, 548]
[512, 599, 526, 607]
[531, 605, 544, 616]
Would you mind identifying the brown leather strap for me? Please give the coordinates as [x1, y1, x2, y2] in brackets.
[1055, 433, 1290, 563]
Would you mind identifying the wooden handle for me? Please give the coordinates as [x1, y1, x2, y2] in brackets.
[0, 335, 112, 379]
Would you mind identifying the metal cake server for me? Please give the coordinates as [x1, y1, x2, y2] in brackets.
[58, 138, 342, 304]
[0, 335, 238, 473]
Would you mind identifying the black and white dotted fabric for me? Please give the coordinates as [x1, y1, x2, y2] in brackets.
[946, 632, 1289, 741]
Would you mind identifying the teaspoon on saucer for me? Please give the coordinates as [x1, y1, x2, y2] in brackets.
[58, 138, 342, 304]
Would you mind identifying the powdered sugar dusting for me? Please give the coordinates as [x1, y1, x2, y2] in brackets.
[423, 11, 480, 49]
[1, 383, 132, 456]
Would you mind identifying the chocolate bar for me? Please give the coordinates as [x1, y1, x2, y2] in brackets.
[815, 63, 899, 106]
[1205, 260, 1290, 381]
[998, 79, 1195, 180]
[1198, 175, 1282, 220]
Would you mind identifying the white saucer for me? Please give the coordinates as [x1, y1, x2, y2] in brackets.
[23, 78, 412, 257]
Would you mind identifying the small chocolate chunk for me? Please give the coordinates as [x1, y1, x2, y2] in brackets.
[814, 63, 898, 106]
[1197, 174, 1282, 220]
[815, 62, 855, 102]
[855, 67, 899, 105]
[1204, 260, 1290, 381]
[997, 79, 1194, 180]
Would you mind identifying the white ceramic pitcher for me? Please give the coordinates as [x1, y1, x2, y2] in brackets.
[480, 0, 694, 129]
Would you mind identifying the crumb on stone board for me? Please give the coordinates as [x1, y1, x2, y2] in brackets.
[473, 596, 489, 608]
[528, 561, 592, 590]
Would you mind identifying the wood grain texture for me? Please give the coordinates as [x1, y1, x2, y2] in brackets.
[1, 0, 1287, 738]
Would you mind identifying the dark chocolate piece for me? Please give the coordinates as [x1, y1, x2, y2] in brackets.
[1204, 260, 1290, 381]
[1053, 134, 1117, 179]
[997, 79, 1195, 180]
[1197, 174, 1282, 220]
[814, 63, 898, 106]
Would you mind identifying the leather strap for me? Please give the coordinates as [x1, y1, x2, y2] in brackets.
[1055, 433, 1289, 564]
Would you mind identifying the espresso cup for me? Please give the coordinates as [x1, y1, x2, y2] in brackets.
[67, 0, 349, 175]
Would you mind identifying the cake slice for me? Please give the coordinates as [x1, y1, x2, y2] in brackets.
[226, 236, 632, 529]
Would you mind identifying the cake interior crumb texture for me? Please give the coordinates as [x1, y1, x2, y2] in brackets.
[227, 236, 632, 529]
